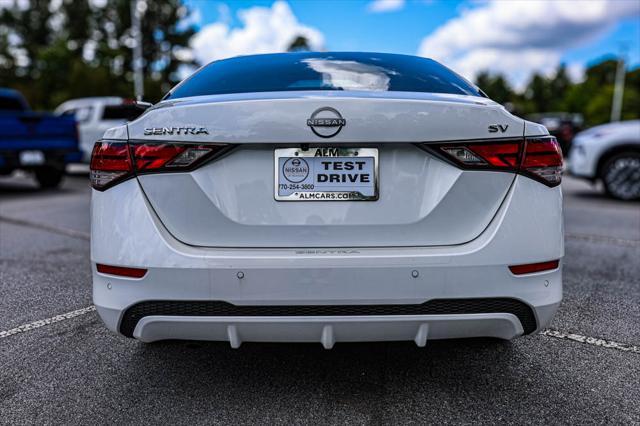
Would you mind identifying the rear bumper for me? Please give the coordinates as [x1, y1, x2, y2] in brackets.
[96, 307, 561, 348]
[0, 148, 82, 172]
[94, 298, 560, 347]
[92, 175, 563, 346]
[94, 265, 562, 346]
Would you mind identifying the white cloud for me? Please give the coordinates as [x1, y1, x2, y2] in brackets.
[417, 0, 640, 89]
[367, 0, 405, 13]
[178, 6, 202, 31]
[216, 3, 231, 25]
[567, 62, 586, 84]
[190, 1, 324, 65]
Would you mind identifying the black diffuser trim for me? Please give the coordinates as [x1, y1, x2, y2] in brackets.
[119, 298, 537, 337]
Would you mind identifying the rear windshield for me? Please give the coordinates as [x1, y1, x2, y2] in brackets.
[102, 104, 145, 121]
[0, 95, 27, 111]
[165, 52, 484, 100]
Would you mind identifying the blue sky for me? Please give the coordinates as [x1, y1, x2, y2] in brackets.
[184, 0, 640, 88]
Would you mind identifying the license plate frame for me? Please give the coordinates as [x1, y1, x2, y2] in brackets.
[274, 147, 379, 201]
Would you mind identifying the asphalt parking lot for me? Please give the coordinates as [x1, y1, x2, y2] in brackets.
[0, 173, 638, 424]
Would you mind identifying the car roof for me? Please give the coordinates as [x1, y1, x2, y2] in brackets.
[56, 97, 125, 109]
[0, 88, 22, 97]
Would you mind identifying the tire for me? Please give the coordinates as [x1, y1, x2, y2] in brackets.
[34, 166, 64, 189]
[601, 152, 640, 201]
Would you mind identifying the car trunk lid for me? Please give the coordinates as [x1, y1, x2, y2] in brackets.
[129, 92, 523, 248]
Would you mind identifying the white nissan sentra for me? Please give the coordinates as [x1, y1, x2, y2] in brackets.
[91, 52, 563, 348]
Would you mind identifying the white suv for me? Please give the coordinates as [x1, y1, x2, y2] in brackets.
[569, 120, 640, 200]
[90, 52, 564, 348]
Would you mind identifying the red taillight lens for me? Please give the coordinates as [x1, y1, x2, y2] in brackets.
[509, 260, 559, 275]
[131, 143, 224, 172]
[443, 141, 521, 169]
[428, 136, 563, 187]
[90, 141, 231, 190]
[521, 136, 563, 186]
[132, 144, 188, 170]
[90, 142, 133, 190]
[96, 263, 147, 278]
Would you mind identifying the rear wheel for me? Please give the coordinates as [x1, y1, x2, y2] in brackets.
[34, 166, 64, 189]
[601, 152, 640, 201]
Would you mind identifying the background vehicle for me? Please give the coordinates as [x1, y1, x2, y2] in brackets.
[0, 88, 81, 188]
[91, 52, 563, 347]
[55, 97, 147, 162]
[569, 120, 640, 200]
[527, 112, 584, 156]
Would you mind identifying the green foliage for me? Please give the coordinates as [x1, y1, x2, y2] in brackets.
[475, 60, 640, 127]
[287, 36, 311, 52]
[475, 71, 514, 105]
[0, 0, 195, 110]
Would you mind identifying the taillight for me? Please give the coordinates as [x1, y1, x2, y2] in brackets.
[426, 136, 563, 187]
[90, 141, 231, 190]
[521, 137, 563, 186]
[132, 143, 226, 173]
[90, 142, 133, 190]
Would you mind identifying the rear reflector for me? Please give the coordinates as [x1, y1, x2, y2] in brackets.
[96, 263, 147, 278]
[428, 136, 563, 186]
[90, 141, 230, 190]
[509, 260, 559, 275]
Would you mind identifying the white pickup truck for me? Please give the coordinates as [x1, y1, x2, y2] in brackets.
[55, 97, 147, 162]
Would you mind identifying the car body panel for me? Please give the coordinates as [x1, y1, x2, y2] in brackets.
[128, 91, 524, 143]
[92, 175, 563, 345]
[131, 93, 525, 248]
[569, 120, 640, 178]
[138, 145, 515, 248]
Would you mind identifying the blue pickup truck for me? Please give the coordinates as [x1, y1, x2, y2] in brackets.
[0, 88, 81, 188]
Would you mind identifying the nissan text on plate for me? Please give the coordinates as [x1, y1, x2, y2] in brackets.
[90, 52, 563, 349]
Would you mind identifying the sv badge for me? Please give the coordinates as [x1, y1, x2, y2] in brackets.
[488, 124, 509, 133]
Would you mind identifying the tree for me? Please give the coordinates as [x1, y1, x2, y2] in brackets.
[563, 60, 640, 125]
[474, 60, 640, 126]
[475, 71, 515, 105]
[0, 0, 196, 109]
[524, 73, 553, 114]
[548, 64, 571, 111]
[287, 35, 311, 52]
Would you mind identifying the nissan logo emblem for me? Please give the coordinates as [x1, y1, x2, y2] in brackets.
[306, 107, 346, 138]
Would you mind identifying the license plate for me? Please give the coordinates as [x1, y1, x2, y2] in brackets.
[275, 147, 378, 201]
[19, 150, 45, 166]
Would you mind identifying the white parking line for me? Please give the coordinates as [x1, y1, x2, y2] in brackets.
[565, 232, 640, 248]
[541, 329, 640, 354]
[1, 305, 639, 356]
[0, 215, 90, 241]
[0, 306, 96, 339]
